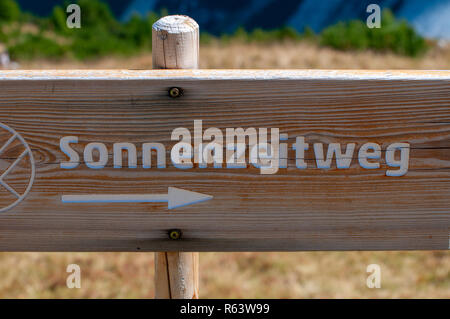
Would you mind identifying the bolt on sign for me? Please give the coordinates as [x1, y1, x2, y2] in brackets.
[0, 70, 448, 251]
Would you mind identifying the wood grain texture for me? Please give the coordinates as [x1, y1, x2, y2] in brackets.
[152, 15, 199, 69]
[155, 252, 199, 299]
[0, 70, 448, 251]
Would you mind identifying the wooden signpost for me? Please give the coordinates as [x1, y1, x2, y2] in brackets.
[0, 68, 448, 251]
[0, 15, 448, 299]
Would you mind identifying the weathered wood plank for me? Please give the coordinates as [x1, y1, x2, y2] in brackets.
[0, 70, 448, 251]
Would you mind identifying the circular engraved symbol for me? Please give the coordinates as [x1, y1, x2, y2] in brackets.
[0, 123, 35, 213]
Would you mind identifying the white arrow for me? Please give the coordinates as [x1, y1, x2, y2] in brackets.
[61, 187, 213, 209]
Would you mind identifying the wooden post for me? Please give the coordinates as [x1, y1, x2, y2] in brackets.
[152, 15, 200, 299]
[152, 15, 199, 69]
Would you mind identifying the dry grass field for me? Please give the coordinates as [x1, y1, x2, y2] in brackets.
[19, 40, 450, 70]
[1, 41, 449, 298]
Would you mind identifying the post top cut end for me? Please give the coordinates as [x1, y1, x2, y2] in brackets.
[152, 15, 199, 34]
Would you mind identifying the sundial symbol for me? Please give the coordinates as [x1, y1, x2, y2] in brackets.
[0, 123, 35, 213]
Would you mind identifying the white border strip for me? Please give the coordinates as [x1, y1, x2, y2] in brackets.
[0, 70, 449, 81]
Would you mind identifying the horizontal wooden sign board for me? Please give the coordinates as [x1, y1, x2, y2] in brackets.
[0, 70, 448, 251]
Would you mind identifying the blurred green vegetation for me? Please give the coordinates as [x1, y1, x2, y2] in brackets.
[218, 26, 306, 44]
[1, 0, 164, 60]
[0, 0, 20, 23]
[0, 0, 429, 61]
[320, 9, 428, 56]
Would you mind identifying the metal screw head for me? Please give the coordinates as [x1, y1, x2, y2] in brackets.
[169, 87, 182, 98]
[168, 229, 182, 240]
